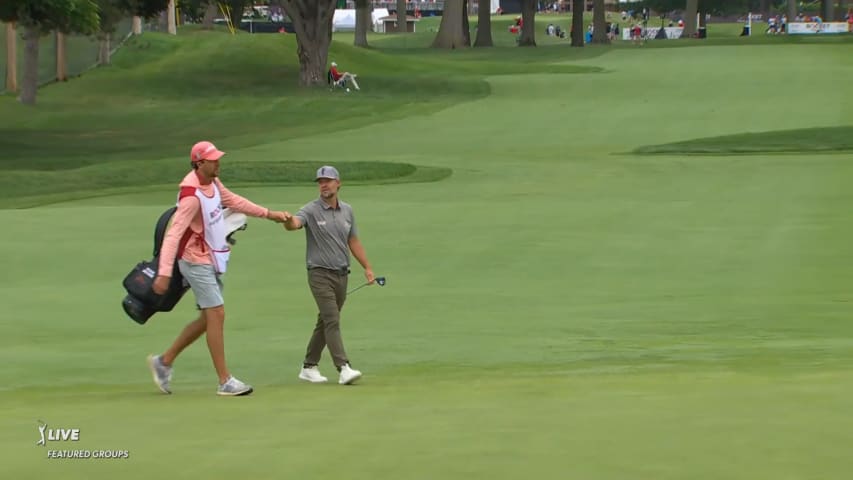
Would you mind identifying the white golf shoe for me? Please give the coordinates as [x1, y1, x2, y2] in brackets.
[338, 364, 362, 385]
[298, 366, 328, 383]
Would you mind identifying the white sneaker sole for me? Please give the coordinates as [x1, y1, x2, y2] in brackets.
[339, 372, 362, 385]
[146, 355, 171, 394]
[217, 387, 254, 396]
[298, 373, 328, 383]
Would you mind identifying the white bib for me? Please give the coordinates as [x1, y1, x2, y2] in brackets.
[194, 182, 230, 273]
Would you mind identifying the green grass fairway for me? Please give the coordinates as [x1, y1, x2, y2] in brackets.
[2, 27, 853, 479]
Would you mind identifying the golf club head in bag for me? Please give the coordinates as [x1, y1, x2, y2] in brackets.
[347, 276, 386, 295]
[224, 209, 248, 245]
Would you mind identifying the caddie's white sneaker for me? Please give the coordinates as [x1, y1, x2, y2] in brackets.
[298, 366, 328, 383]
[338, 364, 362, 385]
[217, 376, 253, 396]
[147, 354, 172, 394]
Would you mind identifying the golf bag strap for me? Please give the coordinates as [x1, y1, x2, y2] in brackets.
[153, 206, 178, 257]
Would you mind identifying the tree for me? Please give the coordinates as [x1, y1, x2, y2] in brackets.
[120, 0, 170, 18]
[0, 1, 21, 92]
[354, 0, 370, 47]
[224, 0, 247, 32]
[821, 0, 833, 21]
[473, 0, 493, 47]
[202, 2, 218, 29]
[683, 0, 698, 37]
[592, 0, 609, 43]
[462, 0, 471, 46]
[96, 1, 168, 65]
[8, 0, 99, 105]
[518, 0, 536, 46]
[396, 0, 406, 33]
[432, 0, 468, 48]
[282, 0, 337, 86]
[570, 0, 584, 46]
[96, 0, 124, 65]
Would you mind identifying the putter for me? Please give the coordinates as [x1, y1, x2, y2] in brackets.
[347, 276, 386, 295]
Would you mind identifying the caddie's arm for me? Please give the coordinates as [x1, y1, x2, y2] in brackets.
[153, 196, 199, 294]
[218, 180, 288, 222]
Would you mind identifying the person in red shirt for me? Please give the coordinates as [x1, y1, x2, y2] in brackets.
[329, 61, 360, 91]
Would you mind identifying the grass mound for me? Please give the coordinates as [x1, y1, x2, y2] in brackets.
[634, 126, 853, 155]
[0, 31, 491, 172]
[0, 160, 451, 208]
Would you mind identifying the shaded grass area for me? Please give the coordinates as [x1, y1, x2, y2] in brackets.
[0, 32, 487, 171]
[635, 126, 853, 155]
[0, 161, 452, 208]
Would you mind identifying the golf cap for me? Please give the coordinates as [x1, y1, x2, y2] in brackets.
[315, 166, 340, 181]
[331, 61, 337, 67]
[190, 141, 225, 163]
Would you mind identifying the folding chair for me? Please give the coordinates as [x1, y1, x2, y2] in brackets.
[328, 70, 346, 91]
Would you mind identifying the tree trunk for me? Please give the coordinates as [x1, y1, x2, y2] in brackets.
[684, 0, 698, 37]
[462, 0, 471, 46]
[571, 0, 584, 46]
[98, 34, 111, 66]
[132, 16, 142, 34]
[228, 0, 247, 32]
[592, 0, 608, 43]
[474, 0, 493, 46]
[168, 0, 177, 34]
[5, 22, 16, 93]
[432, 0, 468, 48]
[20, 26, 40, 105]
[282, 0, 336, 86]
[518, 0, 535, 46]
[396, 0, 407, 33]
[786, 0, 796, 24]
[56, 32, 67, 82]
[202, 3, 218, 29]
[355, 0, 370, 47]
[822, 0, 833, 21]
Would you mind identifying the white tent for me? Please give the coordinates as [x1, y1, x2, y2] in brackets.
[491, 0, 500, 13]
[372, 8, 390, 30]
[332, 9, 356, 32]
[334, 8, 392, 32]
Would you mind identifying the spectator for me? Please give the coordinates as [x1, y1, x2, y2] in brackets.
[329, 61, 360, 91]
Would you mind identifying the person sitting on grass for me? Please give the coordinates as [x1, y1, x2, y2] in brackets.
[329, 61, 360, 91]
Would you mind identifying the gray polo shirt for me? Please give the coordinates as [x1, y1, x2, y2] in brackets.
[295, 198, 358, 270]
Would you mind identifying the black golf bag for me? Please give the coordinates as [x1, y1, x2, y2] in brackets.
[121, 207, 189, 325]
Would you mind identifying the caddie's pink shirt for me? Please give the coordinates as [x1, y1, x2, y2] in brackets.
[158, 171, 269, 277]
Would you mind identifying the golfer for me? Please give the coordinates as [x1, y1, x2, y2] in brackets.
[282, 166, 374, 385]
[147, 140, 289, 396]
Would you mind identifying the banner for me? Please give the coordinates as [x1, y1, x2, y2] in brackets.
[787, 22, 850, 34]
[621, 27, 684, 40]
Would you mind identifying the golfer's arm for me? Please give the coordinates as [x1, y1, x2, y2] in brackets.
[348, 236, 372, 271]
[283, 216, 302, 231]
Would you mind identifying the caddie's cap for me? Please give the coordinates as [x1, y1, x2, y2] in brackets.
[190, 141, 225, 162]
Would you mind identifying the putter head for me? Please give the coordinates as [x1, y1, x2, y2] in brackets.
[375, 276, 386, 286]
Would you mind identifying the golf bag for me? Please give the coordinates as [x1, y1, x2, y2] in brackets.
[121, 207, 249, 325]
[121, 206, 189, 325]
